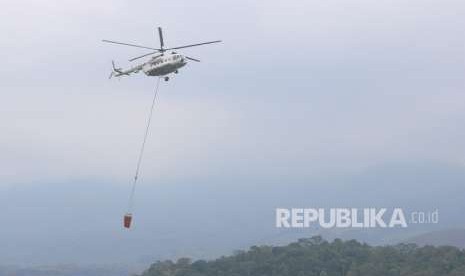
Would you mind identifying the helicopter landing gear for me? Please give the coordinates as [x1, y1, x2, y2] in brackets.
[164, 76, 170, 81]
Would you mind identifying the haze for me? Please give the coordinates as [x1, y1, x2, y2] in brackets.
[1, 0, 464, 266]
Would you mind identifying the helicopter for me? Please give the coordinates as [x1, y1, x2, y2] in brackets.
[103, 27, 221, 81]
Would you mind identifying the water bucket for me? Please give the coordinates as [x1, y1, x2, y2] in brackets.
[124, 213, 132, 228]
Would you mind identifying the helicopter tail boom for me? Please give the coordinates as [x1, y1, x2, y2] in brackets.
[109, 60, 139, 79]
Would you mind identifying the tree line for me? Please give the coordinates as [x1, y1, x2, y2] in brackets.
[139, 236, 465, 276]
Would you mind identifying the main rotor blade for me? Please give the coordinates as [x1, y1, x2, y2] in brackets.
[129, 51, 162, 62]
[165, 40, 222, 51]
[102, 39, 160, 51]
[158, 27, 164, 50]
[185, 56, 201, 62]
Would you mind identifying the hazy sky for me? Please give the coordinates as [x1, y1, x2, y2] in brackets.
[1, 0, 464, 184]
[0, 0, 464, 266]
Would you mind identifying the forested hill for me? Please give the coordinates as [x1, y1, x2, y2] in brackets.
[140, 236, 465, 276]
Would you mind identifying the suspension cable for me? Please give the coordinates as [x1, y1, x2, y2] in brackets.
[127, 77, 162, 213]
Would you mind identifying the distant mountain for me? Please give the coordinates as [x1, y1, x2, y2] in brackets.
[405, 228, 465, 249]
[2, 162, 465, 265]
[0, 264, 138, 276]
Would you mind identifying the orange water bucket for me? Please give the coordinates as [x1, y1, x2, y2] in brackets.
[124, 213, 132, 228]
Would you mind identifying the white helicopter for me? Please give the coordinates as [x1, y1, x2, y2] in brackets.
[103, 27, 221, 81]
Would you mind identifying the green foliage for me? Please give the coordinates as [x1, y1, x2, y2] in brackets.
[140, 237, 465, 276]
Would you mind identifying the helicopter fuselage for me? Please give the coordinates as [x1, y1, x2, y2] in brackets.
[142, 53, 187, 76]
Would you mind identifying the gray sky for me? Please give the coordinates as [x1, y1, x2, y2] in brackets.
[1, 0, 464, 185]
[0, 0, 465, 266]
